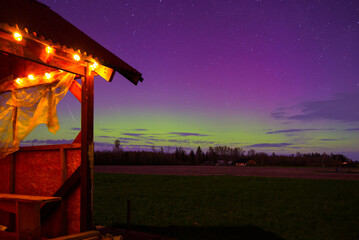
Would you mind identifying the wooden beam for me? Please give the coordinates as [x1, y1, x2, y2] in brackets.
[9, 153, 16, 231]
[17, 202, 41, 240]
[60, 149, 67, 183]
[40, 167, 80, 222]
[0, 31, 86, 76]
[48, 231, 100, 240]
[12, 91, 18, 143]
[73, 132, 82, 144]
[60, 148, 68, 235]
[18, 143, 80, 152]
[95, 64, 115, 82]
[69, 80, 82, 102]
[80, 65, 94, 231]
[0, 79, 61, 95]
[9, 154, 15, 194]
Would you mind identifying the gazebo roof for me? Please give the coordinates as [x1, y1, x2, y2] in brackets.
[0, 0, 143, 85]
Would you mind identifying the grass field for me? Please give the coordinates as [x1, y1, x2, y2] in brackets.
[94, 173, 359, 240]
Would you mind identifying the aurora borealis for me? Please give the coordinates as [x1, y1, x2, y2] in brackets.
[27, 0, 359, 160]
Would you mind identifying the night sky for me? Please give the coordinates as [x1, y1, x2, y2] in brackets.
[28, 0, 359, 160]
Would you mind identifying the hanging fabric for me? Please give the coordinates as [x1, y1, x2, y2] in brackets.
[0, 72, 75, 158]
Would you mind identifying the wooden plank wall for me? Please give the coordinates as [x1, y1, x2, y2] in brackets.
[0, 144, 81, 238]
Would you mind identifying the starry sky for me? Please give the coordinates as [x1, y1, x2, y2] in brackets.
[26, 0, 359, 160]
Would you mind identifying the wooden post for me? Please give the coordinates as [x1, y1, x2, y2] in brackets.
[17, 202, 41, 240]
[60, 148, 68, 235]
[9, 153, 16, 231]
[10, 94, 16, 231]
[80, 65, 94, 231]
[10, 154, 15, 193]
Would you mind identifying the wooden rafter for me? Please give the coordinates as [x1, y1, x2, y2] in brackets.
[0, 27, 117, 82]
[69, 80, 82, 102]
[0, 30, 86, 77]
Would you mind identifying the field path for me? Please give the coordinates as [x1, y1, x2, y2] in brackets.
[95, 166, 359, 180]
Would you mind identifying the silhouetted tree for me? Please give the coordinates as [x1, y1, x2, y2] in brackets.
[247, 149, 256, 158]
[196, 146, 203, 164]
[189, 150, 195, 164]
[113, 139, 122, 152]
[94, 144, 356, 167]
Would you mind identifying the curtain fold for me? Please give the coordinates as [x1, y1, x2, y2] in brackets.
[0, 72, 75, 158]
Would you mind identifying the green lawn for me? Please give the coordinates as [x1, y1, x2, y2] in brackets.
[94, 173, 359, 240]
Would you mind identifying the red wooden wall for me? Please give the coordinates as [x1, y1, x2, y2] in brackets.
[0, 144, 81, 238]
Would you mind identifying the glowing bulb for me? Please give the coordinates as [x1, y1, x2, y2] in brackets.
[46, 46, 53, 54]
[90, 61, 98, 70]
[28, 74, 34, 80]
[73, 54, 80, 61]
[15, 78, 22, 85]
[45, 72, 52, 79]
[13, 32, 22, 41]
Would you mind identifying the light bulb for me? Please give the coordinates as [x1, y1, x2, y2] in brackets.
[13, 32, 22, 41]
[45, 72, 52, 79]
[28, 74, 34, 80]
[73, 54, 80, 61]
[46, 46, 53, 54]
[90, 61, 98, 70]
[15, 78, 22, 85]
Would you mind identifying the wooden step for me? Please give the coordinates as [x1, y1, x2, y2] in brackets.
[49, 231, 100, 240]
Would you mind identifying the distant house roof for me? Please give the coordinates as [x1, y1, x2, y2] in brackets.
[0, 0, 143, 85]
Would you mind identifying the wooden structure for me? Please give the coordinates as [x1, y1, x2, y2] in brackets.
[0, 0, 142, 239]
[0, 194, 61, 240]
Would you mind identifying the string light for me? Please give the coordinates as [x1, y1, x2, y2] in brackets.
[90, 61, 98, 70]
[13, 32, 22, 41]
[46, 46, 53, 54]
[15, 78, 22, 85]
[73, 54, 80, 61]
[45, 72, 52, 79]
[28, 74, 34, 80]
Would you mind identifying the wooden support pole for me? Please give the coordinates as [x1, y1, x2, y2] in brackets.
[60, 148, 68, 235]
[9, 153, 16, 231]
[9, 154, 15, 194]
[80, 64, 94, 231]
[17, 202, 41, 240]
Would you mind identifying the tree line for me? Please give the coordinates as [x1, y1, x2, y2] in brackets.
[94, 143, 357, 167]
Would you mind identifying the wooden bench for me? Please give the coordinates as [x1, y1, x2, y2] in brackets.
[0, 193, 61, 240]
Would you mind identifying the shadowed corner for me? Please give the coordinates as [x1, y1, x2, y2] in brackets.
[99, 225, 284, 240]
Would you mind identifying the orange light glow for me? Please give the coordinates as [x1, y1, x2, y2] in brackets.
[28, 74, 34, 80]
[90, 61, 98, 70]
[73, 54, 80, 61]
[45, 72, 52, 79]
[15, 78, 23, 85]
[46, 46, 53, 54]
[13, 32, 22, 41]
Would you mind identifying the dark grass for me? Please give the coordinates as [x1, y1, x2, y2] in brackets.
[94, 173, 359, 240]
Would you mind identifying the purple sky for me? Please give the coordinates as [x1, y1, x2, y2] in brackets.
[31, 0, 359, 160]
